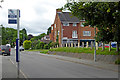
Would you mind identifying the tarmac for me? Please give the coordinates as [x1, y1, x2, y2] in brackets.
[0, 52, 120, 80]
[38, 53, 119, 73]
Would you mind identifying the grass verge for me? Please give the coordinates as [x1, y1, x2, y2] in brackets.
[49, 47, 120, 55]
[27, 49, 49, 54]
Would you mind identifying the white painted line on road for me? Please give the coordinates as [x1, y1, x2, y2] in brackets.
[9, 59, 15, 65]
[20, 69, 28, 79]
[9, 59, 28, 79]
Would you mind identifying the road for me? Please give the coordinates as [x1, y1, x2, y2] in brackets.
[0, 55, 2, 79]
[2, 48, 118, 78]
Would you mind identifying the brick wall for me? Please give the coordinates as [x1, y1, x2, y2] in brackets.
[50, 9, 98, 46]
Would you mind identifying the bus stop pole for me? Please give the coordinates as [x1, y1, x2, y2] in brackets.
[17, 9, 20, 78]
[94, 26, 96, 62]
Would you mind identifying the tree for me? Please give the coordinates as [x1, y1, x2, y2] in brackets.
[0, 0, 4, 8]
[1, 26, 28, 47]
[34, 33, 46, 40]
[64, 2, 120, 51]
[23, 40, 32, 50]
[47, 27, 51, 35]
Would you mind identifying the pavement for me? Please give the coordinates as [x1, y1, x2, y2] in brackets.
[2, 56, 25, 79]
[0, 56, 2, 80]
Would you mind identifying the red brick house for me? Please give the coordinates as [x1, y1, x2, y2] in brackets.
[49, 9, 97, 47]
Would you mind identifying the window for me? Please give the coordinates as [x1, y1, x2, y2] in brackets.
[55, 31, 56, 35]
[72, 31, 77, 38]
[81, 22, 84, 27]
[51, 26, 53, 30]
[58, 31, 59, 35]
[54, 24, 56, 28]
[63, 23, 69, 26]
[73, 23, 77, 26]
[83, 31, 91, 36]
[89, 25, 91, 27]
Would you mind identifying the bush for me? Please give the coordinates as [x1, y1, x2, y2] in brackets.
[23, 40, 32, 50]
[50, 42, 59, 48]
[36, 41, 45, 49]
[44, 44, 50, 49]
[115, 59, 120, 64]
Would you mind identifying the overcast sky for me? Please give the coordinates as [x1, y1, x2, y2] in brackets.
[0, 0, 67, 36]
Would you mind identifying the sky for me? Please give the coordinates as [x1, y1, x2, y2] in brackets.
[0, 0, 67, 36]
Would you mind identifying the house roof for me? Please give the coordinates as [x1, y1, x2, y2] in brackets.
[44, 35, 50, 38]
[57, 12, 80, 23]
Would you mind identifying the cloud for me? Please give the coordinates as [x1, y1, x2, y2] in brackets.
[0, 0, 67, 36]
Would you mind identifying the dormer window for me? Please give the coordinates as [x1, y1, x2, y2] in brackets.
[73, 23, 77, 26]
[81, 22, 84, 27]
[63, 23, 69, 26]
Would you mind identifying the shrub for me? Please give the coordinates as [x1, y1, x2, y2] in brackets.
[36, 41, 45, 49]
[115, 59, 120, 64]
[50, 42, 59, 48]
[23, 40, 32, 50]
[44, 44, 50, 49]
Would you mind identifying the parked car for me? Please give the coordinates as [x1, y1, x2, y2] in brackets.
[19, 46, 24, 51]
[0, 45, 11, 56]
[14, 46, 24, 51]
[105, 44, 109, 48]
[111, 42, 117, 48]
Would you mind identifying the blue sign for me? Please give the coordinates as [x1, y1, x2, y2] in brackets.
[16, 39, 19, 62]
[8, 15, 17, 18]
[8, 19, 17, 24]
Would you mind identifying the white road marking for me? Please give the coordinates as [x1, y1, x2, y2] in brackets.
[9, 59, 28, 79]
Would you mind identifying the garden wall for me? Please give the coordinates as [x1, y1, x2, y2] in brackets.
[48, 51, 119, 64]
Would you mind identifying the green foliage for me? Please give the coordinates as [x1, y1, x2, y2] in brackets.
[115, 59, 120, 64]
[50, 47, 119, 55]
[34, 33, 46, 40]
[23, 40, 32, 50]
[64, 2, 120, 51]
[49, 42, 59, 48]
[28, 49, 49, 54]
[47, 27, 51, 35]
[36, 41, 45, 49]
[40, 50, 49, 54]
[44, 44, 50, 49]
[1, 26, 27, 47]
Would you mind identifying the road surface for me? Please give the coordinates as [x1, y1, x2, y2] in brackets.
[2, 48, 118, 79]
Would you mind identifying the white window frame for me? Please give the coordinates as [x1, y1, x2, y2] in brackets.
[54, 24, 56, 28]
[63, 23, 69, 26]
[72, 31, 77, 38]
[73, 23, 77, 26]
[89, 25, 91, 27]
[81, 22, 84, 27]
[51, 26, 53, 30]
[83, 31, 91, 36]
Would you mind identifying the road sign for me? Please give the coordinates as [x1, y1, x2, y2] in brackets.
[8, 19, 17, 24]
[8, 9, 20, 18]
[8, 9, 21, 78]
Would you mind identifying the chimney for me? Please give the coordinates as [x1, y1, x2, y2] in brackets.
[56, 9, 62, 13]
